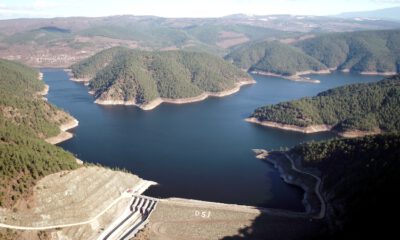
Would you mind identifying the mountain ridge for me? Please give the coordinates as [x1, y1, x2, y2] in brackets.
[227, 29, 400, 78]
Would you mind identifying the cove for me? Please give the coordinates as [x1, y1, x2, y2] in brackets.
[42, 69, 381, 211]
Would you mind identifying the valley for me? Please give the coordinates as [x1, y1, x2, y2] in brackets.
[1, 5, 400, 239]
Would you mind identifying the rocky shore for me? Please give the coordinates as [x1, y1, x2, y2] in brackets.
[246, 118, 381, 138]
[64, 69, 91, 83]
[45, 118, 79, 144]
[245, 117, 332, 134]
[36, 72, 49, 97]
[250, 70, 327, 83]
[254, 150, 324, 218]
[94, 79, 256, 110]
[338, 129, 381, 138]
[360, 71, 397, 76]
[37, 84, 49, 97]
[251, 68, 398, 83]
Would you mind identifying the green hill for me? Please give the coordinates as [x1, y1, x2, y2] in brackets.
[0, 59, 78, 208]
[289, 133, 400, 238]
[0, 59, 73, 138]
[297, 30, 400, 73]
[250, 74, 400, 134]
[71, 48, 251, 107]
[225, 41, 327, 76]
[227, 30, 400, 76]
[70, 46, 127, 80]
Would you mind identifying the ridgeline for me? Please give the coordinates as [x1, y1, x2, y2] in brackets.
[227, 30, 400, 78]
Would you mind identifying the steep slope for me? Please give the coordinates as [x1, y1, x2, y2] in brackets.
[289, 133, 400, 238]
[297, 30, 400, 74]
[225, 41, 327, 76]
[247, 74, 400, 136]
[0, 59, 78, 208]
[71, 48, 253, 110]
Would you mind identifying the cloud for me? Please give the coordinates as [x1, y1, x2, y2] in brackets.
[33, 0, 60, 9]
[372, 0, 400, 3]
[0, 1, 58, 19]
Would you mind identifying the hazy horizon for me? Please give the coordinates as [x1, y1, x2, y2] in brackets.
[0, 0, 399, 20]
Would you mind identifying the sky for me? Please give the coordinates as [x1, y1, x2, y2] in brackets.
[0, 0, 400, 19]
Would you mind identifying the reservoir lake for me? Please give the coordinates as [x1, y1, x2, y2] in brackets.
[43, 69, 381, 211]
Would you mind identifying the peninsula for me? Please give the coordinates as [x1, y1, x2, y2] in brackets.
[247, 74, 400, 137]
[69, 47, 254, 110]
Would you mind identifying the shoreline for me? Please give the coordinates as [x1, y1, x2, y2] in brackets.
[246, 117, 380, 137]
[360, 71, 397, 76]
[254, 150, 325, 219]
[64, 69, 91, 83]
[245, 117, 332, 134]
[338, 129, 381, 138]
[250, 70, 327, 83]
[250, 69, 398, 83]
[37, 84, 49, 96]
[94, 78, 256, 110]
[36, 72, 49, 97]
[45, 118, 79, 145]
[37, 70, 80, 145]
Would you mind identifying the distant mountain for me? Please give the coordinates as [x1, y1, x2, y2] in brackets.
[222, 13, 250, 19]
[337, 7, 400, 21]
[71, 47, 252, 109]
[227, 30, 400, 76]
[249, 75, 400, 136]
[1, 15, 400, 68]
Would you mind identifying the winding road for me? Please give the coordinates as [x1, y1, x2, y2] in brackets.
[282, 153, 326, 219]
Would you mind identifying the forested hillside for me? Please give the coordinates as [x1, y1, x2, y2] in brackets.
[0, 59, 78, 208]
[71, 48, 250, 106]
[225, 41, 327, 75]
[70, 47, 126, 80]
[0, 59, 73, 138]
[290, 133, 400, 238]
[250, 74, 400, 133]
[227, 30, 400, 76]
[297, 30, 400, 73]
